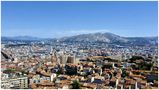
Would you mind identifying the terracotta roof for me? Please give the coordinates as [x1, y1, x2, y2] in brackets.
[130, 74, 145, 79]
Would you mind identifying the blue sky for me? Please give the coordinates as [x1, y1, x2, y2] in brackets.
[2, 1, 158, 38]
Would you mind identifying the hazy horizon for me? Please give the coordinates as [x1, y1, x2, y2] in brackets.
[2, 31, 158, 39]
[2, 1, 158, 38]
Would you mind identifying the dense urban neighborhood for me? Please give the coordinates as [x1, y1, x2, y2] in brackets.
[1, 33, 158, 89]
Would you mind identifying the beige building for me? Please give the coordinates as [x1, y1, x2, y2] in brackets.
[67, 56, 75, 64]
[1, 77, 28, 89]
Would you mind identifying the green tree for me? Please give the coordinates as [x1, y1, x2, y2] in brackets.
[130, 56, 144, 60]
[121, 69, 129, 78]
[3, 68, 15, 74]
[71, 80, 81, 89]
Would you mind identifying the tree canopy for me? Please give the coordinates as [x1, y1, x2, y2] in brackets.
[71, 80, 81, 89]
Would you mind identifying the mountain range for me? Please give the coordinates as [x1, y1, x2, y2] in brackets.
[59, 32, 158, 45]
[2, 32, 158, 45]
[1, 36, 51, 41]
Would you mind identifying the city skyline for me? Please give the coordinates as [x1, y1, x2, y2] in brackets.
[1, 1, 158, 89]
[2, 1, 158, 38]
